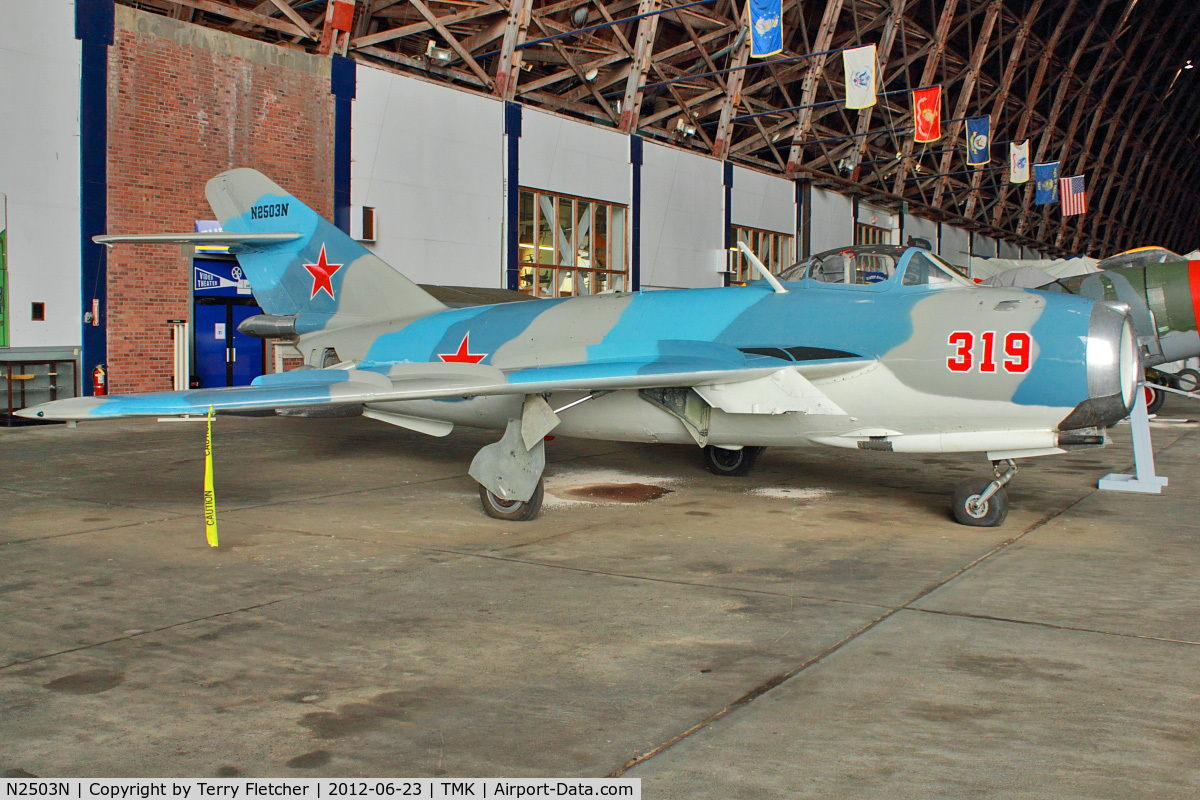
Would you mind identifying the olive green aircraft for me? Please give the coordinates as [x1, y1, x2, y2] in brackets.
[1032, 254, 1200, 412]
[19, 170, 1140, 527]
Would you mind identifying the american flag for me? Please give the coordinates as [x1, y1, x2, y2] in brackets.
[1059, 174, 1087, 216]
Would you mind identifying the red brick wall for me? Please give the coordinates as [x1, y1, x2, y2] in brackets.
[106, 15, 334, 393]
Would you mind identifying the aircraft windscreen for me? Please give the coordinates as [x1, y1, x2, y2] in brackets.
[779, 246, 905, 284]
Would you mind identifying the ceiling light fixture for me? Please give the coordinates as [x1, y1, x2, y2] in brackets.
[425, 40, 453, 62]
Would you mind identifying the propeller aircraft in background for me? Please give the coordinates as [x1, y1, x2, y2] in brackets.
[20, 171, 1139, 527]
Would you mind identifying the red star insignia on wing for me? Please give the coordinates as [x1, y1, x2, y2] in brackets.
[438, 333, 488, 364]
[303, 244, 344, 300]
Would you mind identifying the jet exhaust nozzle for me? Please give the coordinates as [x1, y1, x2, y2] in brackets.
[237, 314, 298, 338]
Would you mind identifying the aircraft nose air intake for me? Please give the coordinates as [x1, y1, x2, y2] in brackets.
[1059, 301, 1139, 431]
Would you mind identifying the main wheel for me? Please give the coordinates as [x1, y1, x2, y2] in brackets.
[952, 479, 1009, 527]
[1144, 384, 1166, 415]
[1174, 368, 1200, 393]
[704, 445, 764, 477]
[478, 479, 544, 521]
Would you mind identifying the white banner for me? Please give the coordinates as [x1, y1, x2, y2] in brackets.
[842, 45, 877, 109]
[1009, 140, 1030, 184]
[0, 780, 641, 800]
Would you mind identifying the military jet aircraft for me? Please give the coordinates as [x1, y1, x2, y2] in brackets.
[20, 170, 1139, 527]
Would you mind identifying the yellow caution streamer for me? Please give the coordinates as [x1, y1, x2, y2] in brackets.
[203, 405, 219, 547]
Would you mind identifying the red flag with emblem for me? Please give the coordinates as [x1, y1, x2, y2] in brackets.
[912, 86, 942, 143]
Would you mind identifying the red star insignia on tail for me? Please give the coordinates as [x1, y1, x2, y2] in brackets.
[303, 244, 344, 300]
[438, 333, 488, 364]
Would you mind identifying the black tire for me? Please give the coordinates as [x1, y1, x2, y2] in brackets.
[704, 445, 764, 477]
[1144, 384, 1166, 415]
[952, 478, 1009, 527]
[478, 479, 544, 521]
[1174, 368, 1200, 393]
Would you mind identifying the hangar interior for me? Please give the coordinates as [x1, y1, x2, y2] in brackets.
[2, 0, 1200, 791]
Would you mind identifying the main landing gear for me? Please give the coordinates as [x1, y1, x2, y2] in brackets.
[470, 395, 560, 522]
[952, 459, 1016, 527]
[703, 445, 765, 477]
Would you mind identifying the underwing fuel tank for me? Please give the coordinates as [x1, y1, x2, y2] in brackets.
[1058, 300, 1139, 431]
[1057, 261, 1200, 366]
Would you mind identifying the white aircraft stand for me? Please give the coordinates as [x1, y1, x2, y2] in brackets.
[1099, 381, 1169, 493]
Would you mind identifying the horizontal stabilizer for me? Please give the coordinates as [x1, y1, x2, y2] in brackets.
[94, 232, 302, 249]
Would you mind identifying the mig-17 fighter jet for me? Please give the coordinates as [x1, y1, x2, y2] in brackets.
[20, 170, 1139, 527]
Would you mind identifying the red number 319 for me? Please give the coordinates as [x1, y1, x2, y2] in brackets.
[947, 331, 1032, 373]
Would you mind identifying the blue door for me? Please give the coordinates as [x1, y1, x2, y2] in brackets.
[231, 304, 265, 386]
[194, 303, 230, 389]
[193, 258, 265, 388]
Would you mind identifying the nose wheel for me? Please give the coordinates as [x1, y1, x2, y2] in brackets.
[953, 460, 1015, 527]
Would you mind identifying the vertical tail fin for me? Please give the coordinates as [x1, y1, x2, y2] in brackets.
[205, 169, 444, 331]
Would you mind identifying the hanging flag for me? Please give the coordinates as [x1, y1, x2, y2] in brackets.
[913, 86, 941, 143]
[965, 116, 990, 166]
[1034, 162, 1060, 204]
[747, 0, 783, 58]
[1059, 175, 1087, 216]
[1009, 140, 1030, 183]
[842, 45, 877, 109]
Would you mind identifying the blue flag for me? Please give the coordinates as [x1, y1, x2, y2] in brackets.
[747, 0, 783, 57]
[965, 116, 990, 166]
[1035, 162, 1060, 205]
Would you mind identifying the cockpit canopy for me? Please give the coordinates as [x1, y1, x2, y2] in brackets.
[778, 245, 972, 287]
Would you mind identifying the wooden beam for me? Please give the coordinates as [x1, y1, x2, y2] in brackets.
[962, 0, 1044, 220]
[710, 35, 751, 159]
[407, 0, 494, 88]
[888, 0, 960, 194]
[846, 0, 908, 176]
[156, 0, 312, 38]
[618, 0, 664, 133]
[988, 0, 1079, 229]
[492, 0, 534, 99]
[930, 0, 1003, 208]
[784, 0, 845, 173]
[268, 0, 318, 38]
[352, 2, 503, 48]
[1043, 0, 1139, 245]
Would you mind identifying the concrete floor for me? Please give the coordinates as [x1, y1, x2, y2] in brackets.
[1, 399, 1197, 796]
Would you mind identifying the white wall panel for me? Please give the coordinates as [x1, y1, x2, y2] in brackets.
[905, 215, 938, 250]
[809, 187, 854, 253]
[0, 0, 80, 347]
[351, 66, 503, 287]
[640, 142, 723, 288]
[940, 225, 971, 271]
[999, 240, 1021, 259]
[519, 108, 630, 204]
[976, 234, 999, 259]
[731, 166, 794, 234]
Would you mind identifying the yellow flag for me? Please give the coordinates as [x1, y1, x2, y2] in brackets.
[204, 405, 218, 547]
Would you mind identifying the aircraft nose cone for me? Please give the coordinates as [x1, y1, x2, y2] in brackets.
[1059, 300, 1139, 431]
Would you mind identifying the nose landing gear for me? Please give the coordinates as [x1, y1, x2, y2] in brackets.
[953, 459, 1016, 527]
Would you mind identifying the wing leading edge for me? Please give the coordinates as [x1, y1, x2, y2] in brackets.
[18, 351, 871, 422]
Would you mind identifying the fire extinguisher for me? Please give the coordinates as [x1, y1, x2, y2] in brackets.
[92, 364, 107, 396]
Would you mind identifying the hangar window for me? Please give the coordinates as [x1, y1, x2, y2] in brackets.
[855, 222, 891, 245]
[517, 189, 627, 297]
[727, 226, 794, 284]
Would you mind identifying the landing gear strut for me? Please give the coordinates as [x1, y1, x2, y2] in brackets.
[953, 459, 1016, 527]
[470, 396, 559, 522]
